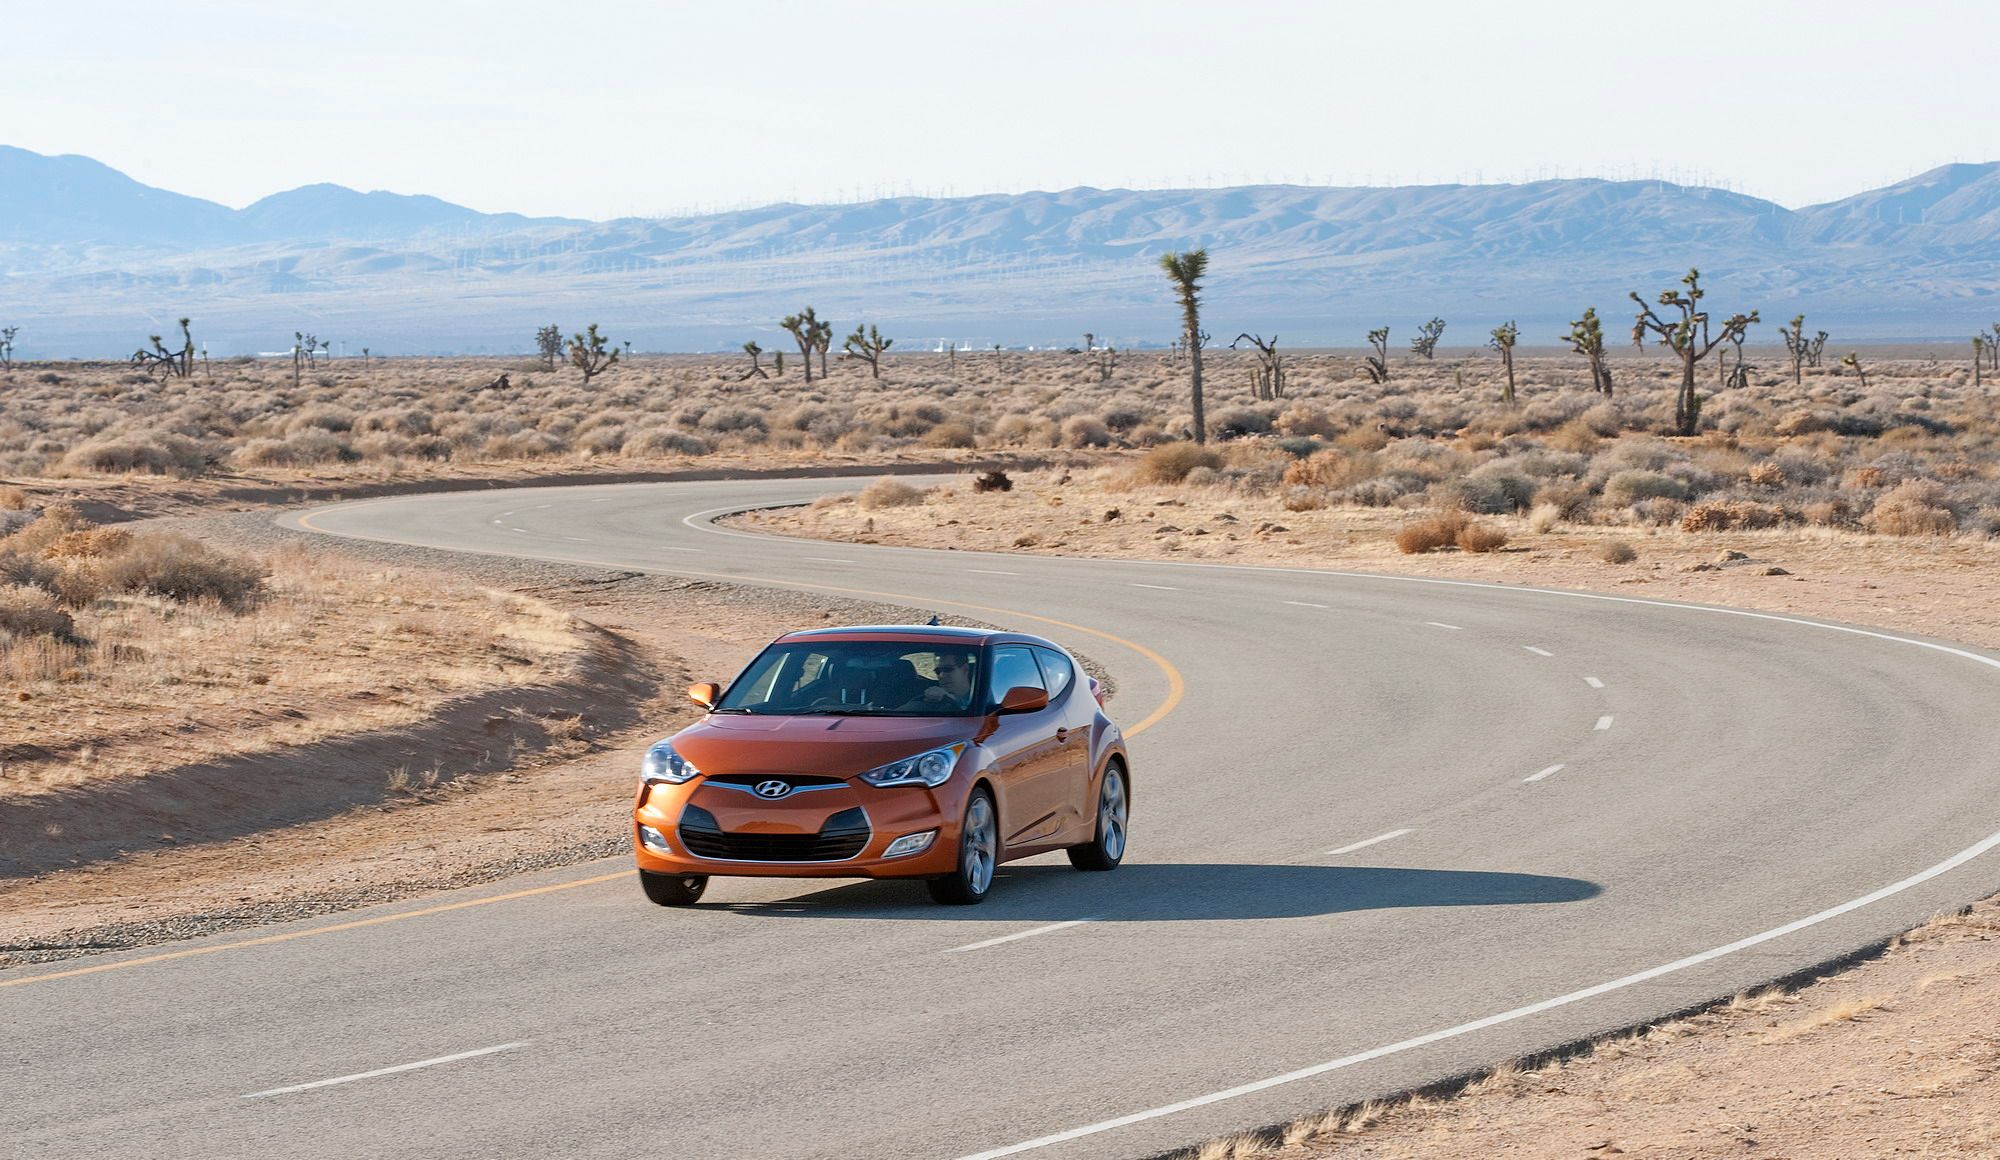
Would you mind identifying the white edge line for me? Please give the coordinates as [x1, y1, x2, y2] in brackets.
[1523, 646, 1554, 657]
[1594, 715, 1614, 731]
[1284, 600, 1329, 609]
[1524, 764, 1566, 783]
[242, 1041, 529, 1099]
[1584, 677, 1605, 689]
[944, 919, 1098, 954]
[1322, 828, 1413, 857]
[954, 825, 2000, 1160]
[1425, 621, 1463, 630]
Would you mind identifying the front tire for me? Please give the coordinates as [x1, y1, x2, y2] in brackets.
[927, 787, 998, 905]
[1067, 763, 1128, 871]
[639, 870, 709, 906]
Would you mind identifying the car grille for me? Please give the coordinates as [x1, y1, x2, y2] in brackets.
[677, 804, 870, 862]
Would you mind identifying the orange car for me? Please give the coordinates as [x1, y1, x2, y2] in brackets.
[632, 625, 1130, 906]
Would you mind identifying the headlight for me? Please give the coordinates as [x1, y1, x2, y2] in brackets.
[858, 742, 966, 789]
[641, 742, 701, 786]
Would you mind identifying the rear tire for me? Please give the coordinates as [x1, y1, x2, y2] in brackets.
[1067, 762, 1128, 871]
[639, 870, 709, 906]
[927, 787, 998, 905]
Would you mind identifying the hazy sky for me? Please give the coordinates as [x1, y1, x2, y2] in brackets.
[10, 0, 1997, 219]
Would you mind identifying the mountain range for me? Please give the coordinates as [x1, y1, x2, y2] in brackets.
[2, 144, 1997, 356]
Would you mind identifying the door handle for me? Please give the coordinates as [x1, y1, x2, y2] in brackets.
[1055, 727, 1071, 743]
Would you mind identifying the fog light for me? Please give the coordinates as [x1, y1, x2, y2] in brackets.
[882, 829, 938, 858]
[638, 824, 671, 853]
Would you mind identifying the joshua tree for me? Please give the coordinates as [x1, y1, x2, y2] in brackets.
[1095, 345, 1117, 383]
[0, 326, 16, 368]
[812, 317, 833, 378]
[360, 347, 370, 362]
[1841, 350, 1869, 388]
[1489, 321, 1519, 405]
[566, 322, 620, 385]
[1083, 332, 1096, 352]
[1778, 314, 1814, 385]
[842, 324, 892, 379]
[1725, 328, 1752, 389]
[535, 324, 563, 370]
[1975, 335, 1985, 388]
[1230, 333, 1284, 400]
[739, 340, 769, 380]
[780, 308, 820, 384]
[1364, 326, 1391, 383]
[1807, 328, 1830, 368]
[133, 317, 196, 383]
[1159, 248, 1210, 444]
[1564, 307, 1613, 396]
[1409, 317, 1446, 360]
[774, 351, 786, 375]
[1988, 324, 2000, 371]
[1629, 268, 1759, 436]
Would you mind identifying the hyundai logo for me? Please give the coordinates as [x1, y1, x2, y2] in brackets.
[753, 780, 793, 799]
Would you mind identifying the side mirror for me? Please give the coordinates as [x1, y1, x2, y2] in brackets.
[688, 682, 721, 711]
[995, 685, 1049, 715]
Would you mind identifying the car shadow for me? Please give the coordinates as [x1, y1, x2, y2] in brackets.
[711, 862, 1601, 922]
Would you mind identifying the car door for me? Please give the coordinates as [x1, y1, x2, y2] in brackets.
[1033, 646, 1093, 837]
[982, 644, 1066, 847]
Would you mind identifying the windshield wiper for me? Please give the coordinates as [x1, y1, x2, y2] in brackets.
[794, 707, 881, 716]
[707, 707, 760, 714]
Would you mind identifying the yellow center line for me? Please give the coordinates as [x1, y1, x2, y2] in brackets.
[2, 499, 1183, 989]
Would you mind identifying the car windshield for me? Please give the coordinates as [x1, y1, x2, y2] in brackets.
[715, 641, 983, 717]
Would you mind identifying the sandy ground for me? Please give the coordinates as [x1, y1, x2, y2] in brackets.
[741, 467, 2000, 1160]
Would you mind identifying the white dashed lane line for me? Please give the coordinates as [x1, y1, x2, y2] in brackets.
[1523, 646, 1554, 657]
[802, 556, 851, 564]
[968, 569, 1021, 576]
[1284, 600, 1329, 609]
[1425, 621, 1463, 631]
[242, 1042, 529, 1099]
[1584, 677, 1605, 689]
[944, 919, 1099, 954]
[1595, 716, 1614, 731]
[1130, 583, 1179, 591]
[1524, 764, 1566, 783]
[1323, 829, 1413, 857]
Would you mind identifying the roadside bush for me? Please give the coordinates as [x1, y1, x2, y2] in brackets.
[1867, 480, 1958, 536]
[1602, 469, 1691, 507]
[96, 533, 266, 609]
[59, 432, 208, 476]
[1394, 512, 1469, 554]
[1680, 501, 1784, 533]
[0, 586, 75, 641]
[1456, 522, 1508, 553]
[923, 422, 976, 449]
[623, 429, 712, 458]
[858, 478, 923, 509]
[1599, 540, 1638, 564]
[1135, 442, 1223, 485]
[1060, 416, 1113, 448]
[1210, 406, 1276, 439]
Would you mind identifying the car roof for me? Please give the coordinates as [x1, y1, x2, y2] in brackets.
[775, 624, 1050, 648]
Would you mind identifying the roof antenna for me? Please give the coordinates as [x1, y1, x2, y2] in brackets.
[925, 615, 942, 626]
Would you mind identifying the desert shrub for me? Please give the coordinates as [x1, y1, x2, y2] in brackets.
[0, 586, 76, 641]
[1534, 479, 1596, 521]
[623, 429, 712, 457]
[1630, 497, 1688, 526]
[972, 470, 1012, 493]
[575, 425, 627, 455]
[355, 407, 435, 436]
[1602, 469, 1691, 507]
[1060, 415, 1113, 448]
[45, 527, 134, 559]
[0, 486, 27, 511]
[1345, 470, 1430, 507]
[482, 430, 567, 459]
[1802, 498, 1856, 528]
[858, 478, 923, 509]
[1210, 406, 1276, 440]
[234, 429, 354, 467]
[288, 405, 356, 433]
[1280, 486, 1325, 512]
[1136, 442, 1223, 485]
[1101, 407, 1147, 432]
[0, 549, 58, 591]
[0, 503, 89, 556]
[1457, 522, 1508, 553]
[96, 533, 265, 609]
[1274, 403, 1339, 439]
[1284, 448, 1376, 491]
[1681, 501, 1784, 532]
[1745, 462, 1786, 488]
[1867, 480, 1958, 536]
[1394, 512, 1469, 554]
[59, 432, 208, 476]
[922, 422, 976, 449]
[699, 406, 767, 434]
[1598, 540, 1638, 564]
[1841, 465, 1887, 490]
[1275, 436, 1323, 459]
[1527, 503, 1563, 533]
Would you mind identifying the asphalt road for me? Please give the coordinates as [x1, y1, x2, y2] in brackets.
[8, 475, 2000, 1160]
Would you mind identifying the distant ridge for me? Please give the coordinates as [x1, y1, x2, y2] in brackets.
[2, 145, 1997, 355]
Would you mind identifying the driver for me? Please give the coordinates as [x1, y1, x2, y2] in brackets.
[898, 651, 976, 712]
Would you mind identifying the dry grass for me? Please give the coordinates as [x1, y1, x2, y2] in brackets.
[1, 509, 586, 796]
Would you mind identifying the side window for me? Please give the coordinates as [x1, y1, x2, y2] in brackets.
[1032, 647, 1075, 701]
[986, 645, 1046, 708]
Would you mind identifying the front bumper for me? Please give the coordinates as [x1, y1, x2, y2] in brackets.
[632, 776, 960, 879]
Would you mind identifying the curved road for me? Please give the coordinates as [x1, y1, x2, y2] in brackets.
[8, 475, 2000, 1160]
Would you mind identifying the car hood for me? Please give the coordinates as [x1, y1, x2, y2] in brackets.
[670, 714, 976, 778]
